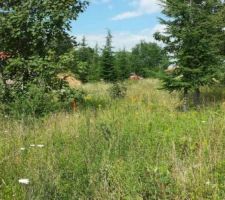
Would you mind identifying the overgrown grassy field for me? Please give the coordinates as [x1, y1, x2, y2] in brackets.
[1, 79, 225, 199]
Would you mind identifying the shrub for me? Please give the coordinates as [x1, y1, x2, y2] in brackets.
[58, 87, 86, 110]
[108, 82, 127, 99]
[1, 84, 87, 118]
[0, 56, 88, 118]
[3, 84, 60, 118]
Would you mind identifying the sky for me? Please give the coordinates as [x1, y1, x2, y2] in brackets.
[71, 0, 165, 51]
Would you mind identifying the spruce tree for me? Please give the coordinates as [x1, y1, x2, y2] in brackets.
[88, 44, 101, 81]
[155, 0, 224, 110]
[101, 30, 116, 82]
[77, 36, 91, 62]
[218, 2, 225, 84]
[115, 49, 131, 80]
[76, 36, 94, 82]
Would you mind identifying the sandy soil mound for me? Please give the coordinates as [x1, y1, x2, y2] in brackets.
[57, 73, 82, 88]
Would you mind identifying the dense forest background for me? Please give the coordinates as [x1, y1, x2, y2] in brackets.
[62, 32, 169, 83]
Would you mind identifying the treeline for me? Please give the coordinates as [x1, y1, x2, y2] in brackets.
[64, 31, 169, 83]
[0, 0, 224, 116]
[0, 0, 168, 117]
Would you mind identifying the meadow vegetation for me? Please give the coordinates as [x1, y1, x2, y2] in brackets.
[0, 1, 224, 199]
[1, 79, 225, 199]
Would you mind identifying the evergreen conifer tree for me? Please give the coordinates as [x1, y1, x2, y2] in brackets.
[101, 30, 116, 82]
[115, 49, 131, 80]
[88, 44, 101, 81]
[155, 0, 224, 110]
[76, 36, 94, 82]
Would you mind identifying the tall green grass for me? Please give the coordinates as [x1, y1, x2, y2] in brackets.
[0, 79, 225, 199]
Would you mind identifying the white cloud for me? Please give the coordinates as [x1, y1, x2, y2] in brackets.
[112, 11, 142, 20]
[91, 0, 113, 9]
[91, 0, 111, 4]
[75, 24, 166, 51]
[112, 0, 161, 20]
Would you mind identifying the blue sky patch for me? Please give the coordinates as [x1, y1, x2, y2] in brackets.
[71, 0, 165, 50]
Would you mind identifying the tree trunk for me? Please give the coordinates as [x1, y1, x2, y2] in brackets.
[193, 88, 201, 109]
[183, 88, 188, 112]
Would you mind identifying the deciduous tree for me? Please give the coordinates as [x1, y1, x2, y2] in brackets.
[131, 41, 168, 77]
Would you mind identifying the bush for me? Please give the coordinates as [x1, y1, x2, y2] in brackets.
[108, 82, 127, 99]
[1, 85, 87, 118]
[58, 87, 86, 110]
[2, 84, 60, 118]
[0, 56, 89, 118]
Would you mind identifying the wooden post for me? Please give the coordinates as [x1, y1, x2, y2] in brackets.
[71, 99, 77, 112]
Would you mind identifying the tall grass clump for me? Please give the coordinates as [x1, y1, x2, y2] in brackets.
[0, 79, 225, 199]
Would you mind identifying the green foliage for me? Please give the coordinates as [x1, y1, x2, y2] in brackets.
[59, 37, 100, 82]
[4, 84, 60, 118]
[213, 161, 225, 198]
[0, 56, 88, 117]
[0, 0, 89, 117]
[131, 41, 169, 77]
[108, 82, 127, 99]
[59, 87, 86, 107]
[58, 49, 78, 73]
[76, 61, 89, 82]
[1, 80, 225, 199]
[88, 44, 101, 82]
[1, 57, 63, 104]
[0, 0, 89, 57]
[155, 0, 224, 92]
[115, 49, 131, 80]
[84, 95, 108, 110]
[57, 44, 101, 83]
[101, 30, 117, 82]
[77, 37, 94, 64]
[0, 84, 86, 118]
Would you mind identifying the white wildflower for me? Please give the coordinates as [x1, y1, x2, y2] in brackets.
[18, 179, 29, 185]
[37, 144, 44, 148]
[201, 121, 206, 123]
[206, 180, 210, 185]
[30, 144, 35, 147]
[20, 148, 25, 151]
